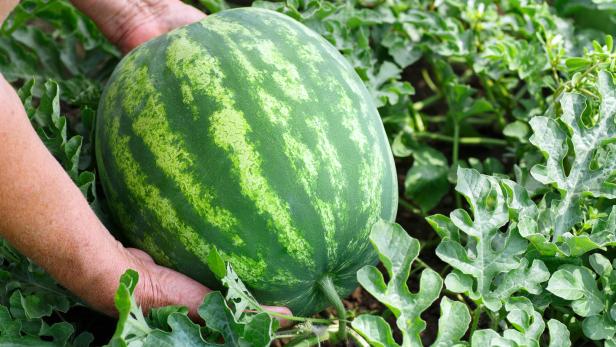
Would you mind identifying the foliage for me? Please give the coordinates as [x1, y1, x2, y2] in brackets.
[109, 260, 279, 347]
[253, 0, 585, 212]
[433, 168, 550, 311]
[0, 239, 93, 346]
[353, 221, 469, 347]
[1, 0, 616, 346]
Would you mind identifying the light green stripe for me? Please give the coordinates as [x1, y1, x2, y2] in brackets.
[167, 29, 315, 269]
[203, 19, 344, 262]
[321, 70, 385, 242]
[106, 115, 210, 261]
[210, 107, 315, 268]
[259, 14, 325, 67]
[120, 59, 239, 235]
[304, 116, 347, 256]
[262, 8, 352, 76]
[205, 17, 309, 101]
[254, 12, 383, 248]
[111, 56, 271, 283]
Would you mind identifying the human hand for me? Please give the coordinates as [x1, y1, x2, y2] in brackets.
[122, 248, 292, 322]
[70, 0, 206, 53]
[0, 0, 18, 25]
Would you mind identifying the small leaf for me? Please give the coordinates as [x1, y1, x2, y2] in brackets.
[547, 265, 604, 317]
[352, 314, 399, 347]
[207, 247, 226, 280]
[431, 297, 471, 347]
[405, 145, 450, 212]
[548, 319, 571, 347]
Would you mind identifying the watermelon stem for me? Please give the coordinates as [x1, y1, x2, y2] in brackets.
[317, 276, 347, 340]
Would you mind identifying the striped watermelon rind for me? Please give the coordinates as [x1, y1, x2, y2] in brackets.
[96, 7, 397, 316]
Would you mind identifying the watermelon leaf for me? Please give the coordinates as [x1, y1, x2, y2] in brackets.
[109, 270, 153, 345]
[199, 292, 276, 347]
[528, 71, 616, 239]
[547, 265, 604, 317]
[431, 297, 471, 347]
[206, 248, 226, 280]
[544, 256, 616, 345]
[0, 238, 88, 346]
[355, 220, 469, 346]
[470, 297, 571, 347]
[434, 168, 550, 311]
[109, 269, 278, 347]
[404, 145, 450, 213]
[351, 314, 398, 347]
[142, 314, 212, 347]
[221, 264, 266, 322]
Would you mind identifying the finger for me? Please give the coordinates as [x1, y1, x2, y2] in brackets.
[160, 1, 206, 33]
[262, 305, 292, 316]
[134, 258, 293, 327]
[148, 265, 210, 320]
[262, 305, 293, 327]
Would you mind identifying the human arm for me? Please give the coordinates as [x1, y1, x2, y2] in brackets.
[0, 74, 212, 316]
[0, 1, 290, 319]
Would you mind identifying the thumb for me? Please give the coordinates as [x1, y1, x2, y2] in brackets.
[262, 305, 293, 327]
[127, 250, 210, 319]
[127, 248, 293, 326]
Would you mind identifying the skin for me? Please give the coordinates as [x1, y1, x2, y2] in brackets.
[0, 0, 290, 320]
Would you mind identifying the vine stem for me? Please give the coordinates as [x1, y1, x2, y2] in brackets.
[413, 93, 442, 111]
[318, 276, 347, 340]
[414, 257, 434, 272]
[348, 328, 370, 347]
[414, 132, 508, 146]
[469, 304, 483, 337]
[398, 198, 424, 216]
[421, 68, 439, 92]
[452, 122, 462, 208]
[264, 311, 332, 325]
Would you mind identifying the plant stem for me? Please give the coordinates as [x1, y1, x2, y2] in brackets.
[420, 238, 441, 249]
[422, 68, 439, 93]
[439, 264, 451, 277]
[478, 74, 506, 128]
[279, 325, 339, 346]
[414, 257, 434, 272]
[422, 115, 447, 123]
[318, 276, 347, 340]
[413, 93, 442, 111]
[410, 257, 435, 277]
[348, 328, 370, 347]
[413, 132, 508, 146]
[285, 333, 330, 347]
[275, 328, 306, 338]
[469, 304, 483, 337]
[487, 310, 500, 331]
[452, 122, 462, 208]
[265, 311, 332, 324]
[399, 198, 424, 216]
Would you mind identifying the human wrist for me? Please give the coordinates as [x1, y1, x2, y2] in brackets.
[66, 230, 136, 315]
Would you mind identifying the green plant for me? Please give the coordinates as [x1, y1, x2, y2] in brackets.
[1, 0, 616, 346]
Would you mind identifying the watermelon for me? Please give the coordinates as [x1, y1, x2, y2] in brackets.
[95, 7, 397, 316]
